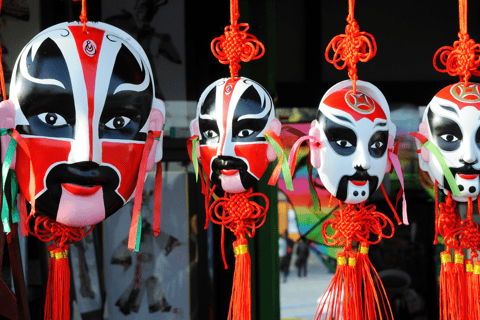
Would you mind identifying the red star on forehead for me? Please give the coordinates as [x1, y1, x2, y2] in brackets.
[436, 83, 480, 110]
[323, 89, 386, 122]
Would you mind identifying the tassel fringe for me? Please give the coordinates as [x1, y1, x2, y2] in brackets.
[228, 238, 251, 320]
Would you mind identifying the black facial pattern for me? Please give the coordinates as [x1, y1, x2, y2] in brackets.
[427, 108, 464, 152]
[101, 42, 153, 141]
[16, 37, 75, 138]
[16, 36, 153, 142]
[34, 162, 123, 220]
[198, 81, 272, 146]
[322, 116, 388, 159]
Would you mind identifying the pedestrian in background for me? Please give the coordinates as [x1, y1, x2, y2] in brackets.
[280, 232, 293, 283]
[295, 238, 310, 277]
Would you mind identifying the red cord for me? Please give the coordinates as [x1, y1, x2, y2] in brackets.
[433, 0, 480, 84]
[72, 0, 88, 32]
[26, 213, 94, 249]
[325, 0, 376, 93]
[210, 0, 265, 79]
[208, 189, 268, 269]
[322, 202, 394, 249]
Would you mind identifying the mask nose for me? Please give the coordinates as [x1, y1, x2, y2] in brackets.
[219, 133, 235, 157]
[460, 140, 479, 165]
[353, 142, 371, 171]
[68, 121, 101, 164]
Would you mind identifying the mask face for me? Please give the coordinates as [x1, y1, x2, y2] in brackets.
[310, 80, 395, 204]
[421, 83, 480, 201]
[190, 77, 279, 193]
[8, 22, 165, 226]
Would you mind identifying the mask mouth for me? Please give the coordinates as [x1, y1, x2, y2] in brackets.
[444, 164, 480, 195]
[61, 183, 102, 197]
[211, 156, 248, 178]
[336, 169, 379, 201]
[34, 162, 123, 220]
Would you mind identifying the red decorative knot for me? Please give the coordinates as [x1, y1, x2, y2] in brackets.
[27, 213, 94, 248]
[322, 202, 394, 250]
[433, 32, 480, 84]
[211, 0, 264, 79]
[208, 189, 269, 268]
[443, 197, 480, 256]
[325, 15, 377, 93]
[437, 193, 461, 248]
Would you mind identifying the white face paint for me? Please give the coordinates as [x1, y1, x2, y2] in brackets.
[421, 83, 480, 201]
[310, 80, 395, 204]
[190, 77, 279, 193]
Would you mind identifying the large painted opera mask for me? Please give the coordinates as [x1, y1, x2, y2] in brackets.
[309, 80, 396, 204]
[190, 77, 280, 193]
[0, 21, 165, 226]
[418, 82, 480, 202]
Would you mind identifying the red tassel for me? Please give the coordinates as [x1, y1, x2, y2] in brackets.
[466, 259, 478, 320]
[472, 260, 480, 320]
[454, 251, 466, 320]
[45, 245, 70, 320]
[343, 252, 360, 320]
[228, 238, 251, 320]
[44, 245, 56, 320]
[439, 250, 457, 320]
[315, 251, 357, 320]
[357, 242, 393, 320]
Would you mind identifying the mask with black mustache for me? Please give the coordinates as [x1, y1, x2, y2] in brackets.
[336, 169, 379, 203]
[210, 156, 257, 192]
[35, 162, 123, 224]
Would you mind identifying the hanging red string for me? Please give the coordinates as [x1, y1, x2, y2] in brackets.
[26, 213, 93, 320]
[207, 189, 268, 320]
[433, 0, 480, 85]
[325, 0, 377, 93]
[211, 0, 265, 79]
[72, 0, 88, 32]
[316, 202, 395, 320]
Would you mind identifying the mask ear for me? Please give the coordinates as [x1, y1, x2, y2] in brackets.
[267, 117, 281, 162]
[0, 100, 16, 167]
[418, 120, 430, 171]
[309, 120, 322, 170]
[146, 98, 165, 171]
[189, 118, 201, 160]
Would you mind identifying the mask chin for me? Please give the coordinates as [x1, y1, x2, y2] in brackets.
[220, 171, 247, 193]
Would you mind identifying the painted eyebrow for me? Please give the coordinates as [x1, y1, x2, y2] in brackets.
[199, 114, 215, 120]
[237, 101, 270, 121]
[20, 43, 66, 89]
[438, 104, 458, 115]
[330, 115, 353, 124]
[373, 122, 387, 128]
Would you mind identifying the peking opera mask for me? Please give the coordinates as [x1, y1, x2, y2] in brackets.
[309, 80, 396, 204]
[418, 82, 480, 202]
[0, 21, 165, 227]
[190, 77, 281, 193]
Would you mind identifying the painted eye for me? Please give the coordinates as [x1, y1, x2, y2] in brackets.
[371, 141, 384, 149]
[203, 130, 218, 139]
[238, 129, 254, 138]
[105, 116, 131, 129]
[440, 134, 459, 143]
[38, 112, 67, 126]
[335, 140, 353, 148]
